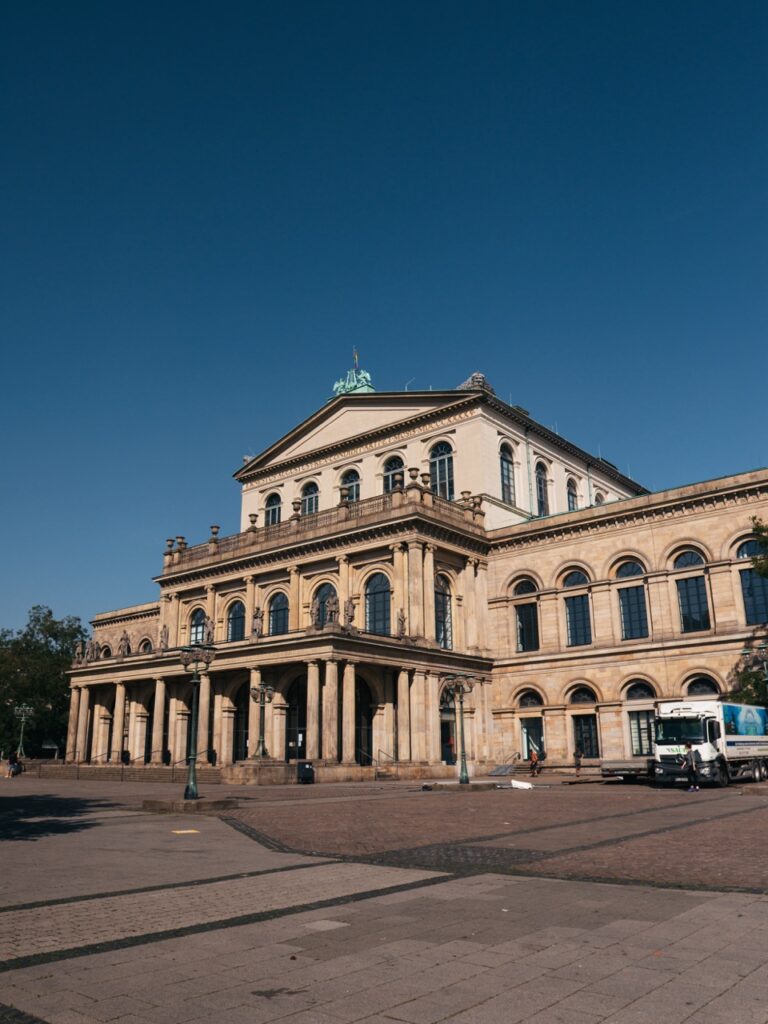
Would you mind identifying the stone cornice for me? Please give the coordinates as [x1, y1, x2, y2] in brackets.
[91, 605, 160, 628]
[489, 470, 768, 553]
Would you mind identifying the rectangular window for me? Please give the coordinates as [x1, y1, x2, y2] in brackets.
[741, 568, 768, 626]
[629, 710, 654, 756]
[676, 576, 711, 633]
[573, 714, 599, 758]
[565, 594, 592, 646]
[619, 586, 649, 640]
[516, 603, 540, 652]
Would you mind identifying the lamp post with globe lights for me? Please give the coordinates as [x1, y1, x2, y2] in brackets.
[250, 681, 275, 758]
[179, 645, 215, 800]
[14, 704, 34, 759]
[438, 673, 481, 784]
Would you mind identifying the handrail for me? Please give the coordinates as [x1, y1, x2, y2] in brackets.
[376, 748, 396, 764]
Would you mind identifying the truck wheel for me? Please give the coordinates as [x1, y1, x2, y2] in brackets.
[715, 763, 729, 787]
[754, 761, 764, 783]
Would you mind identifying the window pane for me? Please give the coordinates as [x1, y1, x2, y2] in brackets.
[227, 602, 245, 642]
[674, 550, 704, 569]
[676, 576, 710, 632]
[563, 570, 589, 588]
[500, 447, 515, 504]
[383, 456, 404, 493]
[430, 443, 454, 501]
[365, 573, 391, 635]
[190, 609, 206, 645]
[616, 561, 644, 578]
[619, 586, 649, 640]
[269, 594, 289, 635]
[265, 494, 281, 525]
[535, 463, 549, 516]
[741, 568, 768, 625]
[435, 576, 453, 649]
[567, 480, 578, 512]
[566, 595, 592, 646]
[629, 710, 654, 756]
[516, 603, 539, 652]
[573, 714, 599, 758]
[301, 483, 319, 515]
[341, 471, 360, 502]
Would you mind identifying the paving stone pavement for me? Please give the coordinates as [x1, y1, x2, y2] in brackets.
[4, 777, 768, 1023]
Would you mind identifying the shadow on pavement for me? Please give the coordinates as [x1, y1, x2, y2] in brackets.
[0, 793, 119, 841]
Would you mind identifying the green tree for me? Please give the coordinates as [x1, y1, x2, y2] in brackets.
[732, 518, 768, 705]
[0, 606, 87, 758]
[751, 516, 768, 577]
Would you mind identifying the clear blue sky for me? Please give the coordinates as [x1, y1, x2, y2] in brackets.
[1, 1, 766, 631]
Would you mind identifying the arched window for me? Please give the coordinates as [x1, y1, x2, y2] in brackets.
[227, 601, 246, 642]
[430, 442, 454, 501]
[737, 540, 768, 625]
[625, 681, 655, 701]
[563, 570, 589, 588]
[268, 592, 289, 635]
[673, 550, 710, 633]
[301, 482, 319, 516]
[139, 639, 153, 655]
[383, 456, 404, 493]
[674, 549, 704, 569]
[687, 676, 719, 697]
[616, 560, 644, 578]
[567, 478, 578, 512]
[500, 444, 515, 505]
[535, 462, 549, 516]
[341, 469, 360, 502]
[314, 582, 337, 628]
[365, 573, 391, 634]
[190, 608, 206, 645]
[594, 492, 605, 505]
[518, 690, 543, 708]
[435, 574, 453, 649]
[100, 645, 112, 659]
[265, 493, 282, 526]
[513, 578, 539, 652]
[570, 686, 597, 704]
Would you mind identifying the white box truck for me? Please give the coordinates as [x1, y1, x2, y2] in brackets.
[653, 700, 768, 787]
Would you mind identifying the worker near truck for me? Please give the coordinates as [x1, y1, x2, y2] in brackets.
[681, 742, 701, 792]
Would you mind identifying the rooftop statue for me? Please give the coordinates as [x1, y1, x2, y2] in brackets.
[457, 372, 495, 394]
[332, 367, 375, 396]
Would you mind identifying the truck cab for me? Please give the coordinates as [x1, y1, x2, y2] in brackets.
[652, 701, 726, 787]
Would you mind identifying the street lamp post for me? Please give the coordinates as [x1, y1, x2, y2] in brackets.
[179, 645, 215, 800]
[250, 681, 275, 758]
[439, 674, 477, 784]
[14, 704, 33, 759]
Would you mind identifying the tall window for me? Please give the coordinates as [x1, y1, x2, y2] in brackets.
[314, 582, 337, 628]
[190, 608, 206, 645]
[383, 456, 404, 493]
[619, 587, 649, 640]
[535, 462, 549, 516]
[687, 676, 719, 697]
[563, 574, 591, 647]
[500, 444, 515, 505]
[265, 493, 282, 526]
[625, 681, 655, 757]
[514, 579, 539, 652]
[365, 573, 391, 634]
[616, 560, 644, 578]
[567, 478, 578, 512]
[341, 469, 360, 502]
[435, 574, 453, 649]
[430, 442, 454, 500]
[227, 601, 245, 642]
[738, 540, 768, 625]
[268, 592, 289, 635]
[673, 551, 710, 633]
[301, 482, 319, 515]
[570, 687, 599, 757]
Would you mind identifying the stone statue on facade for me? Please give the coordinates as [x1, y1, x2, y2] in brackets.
[343, 598, 355, 627]
[73, 641, 84, 666]
[117, 631, 130, 658]
[92, 639, 102, 660]
[325, 593, 339, 624]
[397, 608, 407, 638]
[159, 624, 169, 651]
[204, 615, 215, 645]
[310, 596, 321, 628]
[252, 606, 264, 639]
[84, 639, 93, 662]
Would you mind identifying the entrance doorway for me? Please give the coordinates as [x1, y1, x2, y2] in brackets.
[285, 676, 307, 760]
[521, 717, 543, 759]
[573, 714, 599, 758]
[232, 683, 249, 762]
[439, 689, 457, 764]
[355, 679, 374, 765]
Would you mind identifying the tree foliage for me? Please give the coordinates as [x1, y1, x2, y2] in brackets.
[752, 517, 768, 578]
[0, 606, 87, 758]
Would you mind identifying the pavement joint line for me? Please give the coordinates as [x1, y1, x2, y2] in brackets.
[0, 873, 451, 975]
[0, 858, 337, 915]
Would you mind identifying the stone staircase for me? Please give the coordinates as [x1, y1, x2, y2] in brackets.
[25, 763, 223, 784]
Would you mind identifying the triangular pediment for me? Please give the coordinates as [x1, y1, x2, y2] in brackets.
[236, 391, 476, 480]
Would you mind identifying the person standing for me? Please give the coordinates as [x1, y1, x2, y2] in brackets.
[682, 741, 701, 791]
[529, 749, 541, 777]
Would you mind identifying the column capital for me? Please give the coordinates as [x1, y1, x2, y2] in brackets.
[324, 657, 339, 665]
[289, 564, 300, 577]
[389, 542, 404, 553]
[407, 539, 423, 551]
[205, 584, 215, 593]
[306, 659, 319, 668]
[425, 543, 437, 553]
[153, 677, 164, 685]
[336, 554, 349, 565]
[244, 574, 256, 583]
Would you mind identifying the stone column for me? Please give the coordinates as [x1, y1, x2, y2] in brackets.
[212, 691, 223, 765]
[111, 682, 126, 763]
[410, 671, 426, 761]
[390, 545, 405, 628]
[197, 672, 211, 762]
[476, 562, 489, 650]
[336, 556, 350, 605]
[134, 708, 149, 764]
[248, 668, 261, 756]
[464, 559, 478, 649]
[397, 670, 411, 761]
[92, 699, 110, 763]
[382, 674, 395, 758]
[219, 706, 235, 766]
[323, 660, 339, 762]
[150, 678, 165, 764]
[273, 702, 287, 761]
[647, 574, 674, 641]
[75, 686, 90, 763]
[407, 541, 424, 636]
[306, 661, 321, 760]
[542, 706, 568, 761]
[244, 576, 256, 634]
[342, 661, 357, 763]
[538, 591, 561, 652]
[597, 702, 624, 759]
[423, 545, 436, 641]
[66, 687, 81, 762]
[709, 564, 740, 631]
[591, 582, 614, 645]
[425, 671, 441, 764]
[289, 566, 301, 629]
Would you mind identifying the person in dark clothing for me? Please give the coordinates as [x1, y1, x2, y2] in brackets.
[682, 741, 701, 791]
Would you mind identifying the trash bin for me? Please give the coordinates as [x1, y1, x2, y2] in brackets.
[297, 761, 315, 784]
[121, 750, 130, 766]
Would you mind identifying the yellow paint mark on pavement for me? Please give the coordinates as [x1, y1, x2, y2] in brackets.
[171, 829, 200, 834]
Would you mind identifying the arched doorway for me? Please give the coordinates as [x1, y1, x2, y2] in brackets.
[285, 676, 307, 760]
[439, 688, 457, 764]
[232, 683, 249, 762]
[356, 679, 374, 765]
